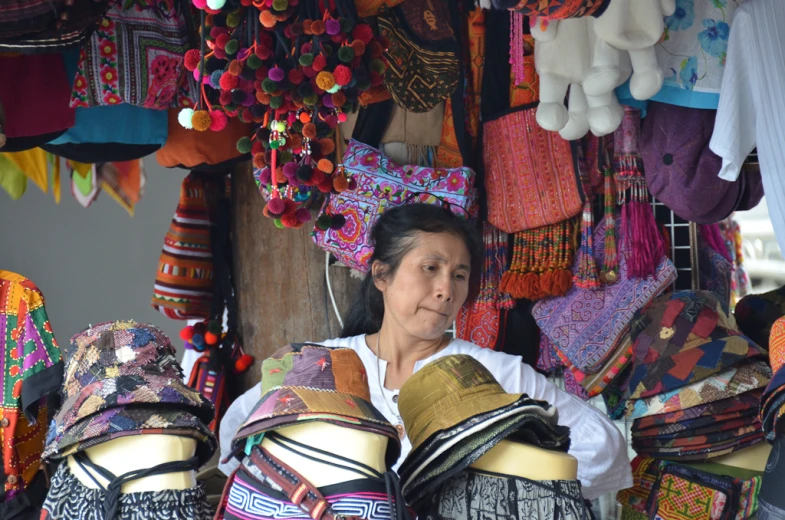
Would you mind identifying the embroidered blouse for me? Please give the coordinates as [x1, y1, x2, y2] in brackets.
[219, 335, 633, 500]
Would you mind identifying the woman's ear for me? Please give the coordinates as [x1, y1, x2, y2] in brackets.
[371, 261, 388, 292]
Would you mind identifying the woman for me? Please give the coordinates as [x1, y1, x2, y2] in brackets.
[219, 204, 633, 500]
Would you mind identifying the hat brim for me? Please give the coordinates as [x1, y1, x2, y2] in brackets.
[55, 373, 215, 434]
[232, 387, 401, 467]
[44, 405, 217, 466]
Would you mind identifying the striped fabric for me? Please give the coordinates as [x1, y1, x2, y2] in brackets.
[151, 173, 222, 320]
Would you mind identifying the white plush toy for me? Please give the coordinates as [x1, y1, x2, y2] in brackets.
[589, 0, 677, 100]
[532, 17, 631, 139]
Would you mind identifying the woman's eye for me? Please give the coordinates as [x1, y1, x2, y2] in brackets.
[454, 273, 467, 281]
[424, 265, 436, 272]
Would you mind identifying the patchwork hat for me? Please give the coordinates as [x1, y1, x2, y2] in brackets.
[625, 291, 766, 400]
[734, 285, 785, 350]
[397, 355, 570, 508]
[52, 321, 214, 442]
[232, 344, 400, 467]
[641, 103, 763, 224]
[44, 407, 216, 465]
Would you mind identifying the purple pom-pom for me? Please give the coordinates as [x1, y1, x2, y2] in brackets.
[326, 19, 341, 36]
[241, 91, 255, 107]
[284, 162, 298, 177]
[322, 95, 335, 109]
[268, 67, 285, 82]
[258, 167, 272, 185]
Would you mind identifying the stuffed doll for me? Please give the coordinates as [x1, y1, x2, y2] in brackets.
[532, 17, 630, 139]
[590, 0, 676, 101]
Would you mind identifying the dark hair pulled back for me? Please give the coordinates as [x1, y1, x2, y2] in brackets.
[340, 204, 482, 338]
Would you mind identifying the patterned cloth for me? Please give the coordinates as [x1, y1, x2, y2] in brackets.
[421, 470, 590, 520]
[734, 285, 785, 350]
[533, 220, 677, 375]
[769, 316, 785, 373]
[504, 0, 608, 18]
[625, 291, 766, 400]
[41, 463, 212, 520]
[760, 365, 785, 438]
[233, 344, 400, 467]
[0, 271, 63, 503]
[70, 0, 196, 109]
[44, 321, 215, 461]
[627, 360, 771, 419]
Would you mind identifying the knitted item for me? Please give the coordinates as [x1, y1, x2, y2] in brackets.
[500, 219, 575, 301]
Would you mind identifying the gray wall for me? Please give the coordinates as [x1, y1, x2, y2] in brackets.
[0, 160, 187, 350]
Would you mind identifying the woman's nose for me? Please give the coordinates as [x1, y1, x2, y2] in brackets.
[435, 279, 453, 302]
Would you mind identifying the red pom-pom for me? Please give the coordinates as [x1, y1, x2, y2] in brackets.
[234, 354, 254, 373]
[219, 90, 233, 106]
[180, 326, 195, 341]
[288, 69, 304, 84]
[352, 24, 374, 44]
[184, 49, 201, 72]
[281, 212, 299, 228]
[213, 47, 227, 60]
[318, 178, 333, 193]
[209, 110, 228, 131]
[333, 65, 352, 86]
[216, 33, 230, 49]
[296, 208, 311, 223]
[252, 140, 265, 156]
[312, 54, 327, 72]
[219, 72, 239, 90]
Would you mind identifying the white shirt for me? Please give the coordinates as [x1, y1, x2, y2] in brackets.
[218, 335, 633, 500]
[709, 0, 785, 255]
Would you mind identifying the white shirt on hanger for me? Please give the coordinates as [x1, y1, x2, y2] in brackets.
[218, 335, 633, 500]
[710, 0, 785, 255]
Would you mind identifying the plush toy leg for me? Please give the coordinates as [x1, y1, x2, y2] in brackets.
[660, 0, 677, 17]
[559, 84, 590, 140]
[628, 47, 664, 101]
[586, 91, 623, 137]
[536, 73, 570, 131]
[583, 36, 623, 97]
[530, 17, 558, 43]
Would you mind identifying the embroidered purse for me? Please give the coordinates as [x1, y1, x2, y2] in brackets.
[532, 218, 676, 375]
[312, 140, 477, 273]
[483, 107, 583, 233]
[378, 0, 459, 112]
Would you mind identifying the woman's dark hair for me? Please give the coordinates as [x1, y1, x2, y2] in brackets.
[340, 204, 483, 338]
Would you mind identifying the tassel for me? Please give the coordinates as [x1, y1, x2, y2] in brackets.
[510, 13, 526, 86]
[601, 165, 618, 284]
[699, 223, 733, 263]
[573, 144, 599, 288]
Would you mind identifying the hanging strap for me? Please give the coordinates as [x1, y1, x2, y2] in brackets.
[73, 452, 199, 520]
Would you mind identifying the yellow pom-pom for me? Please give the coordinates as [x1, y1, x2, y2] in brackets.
[192, 110, 212, 132]
[315, 71, 336, 91]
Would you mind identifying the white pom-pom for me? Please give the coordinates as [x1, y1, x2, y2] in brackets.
[207, 0, 226, 9]
[178, 108, 195, 130]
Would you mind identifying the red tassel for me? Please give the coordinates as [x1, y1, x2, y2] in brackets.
[625, 200, 663, 278]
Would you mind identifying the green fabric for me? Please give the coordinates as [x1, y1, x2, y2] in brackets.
[684, 461, 763, 481]
[0, 154, 28, 200]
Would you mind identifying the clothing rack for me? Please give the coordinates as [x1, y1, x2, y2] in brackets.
[651, 196, 699, 291]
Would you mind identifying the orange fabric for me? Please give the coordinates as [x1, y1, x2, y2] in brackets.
[156, 109, 251, 169]
[510, 35, 539, 107]
[770, 316, 785, 373]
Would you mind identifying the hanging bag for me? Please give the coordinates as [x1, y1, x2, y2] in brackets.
[312, 140, 477, 273]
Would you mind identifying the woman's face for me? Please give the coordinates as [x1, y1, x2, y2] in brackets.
[374, 232, 472, 341]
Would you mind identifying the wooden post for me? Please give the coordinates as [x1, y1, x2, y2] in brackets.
[231, 162, 362, 391]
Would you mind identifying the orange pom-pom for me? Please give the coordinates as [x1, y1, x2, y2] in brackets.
[331, 91, 346, 107]
[192, 110, 212, 131]
[315, 71, 335, 91]
[333, 175, 349, 192]
[350, 40, 366, 56]
[259, 10, 277, 28]
[289, 134, 303, 150]
[319, 138, 335, 155]
[234, 354, 254, 373]
[310, 20, 325, 35]
[256, 91, 272, 104]
[303, 20, 313, 34]
[302, 122, 317, 139]
[317, 158, 334, 173]
[228, 60, 243, 76]
[253, 154, 267, 169]
[274, 166, 287, 184]
[299, 111, 311, 123]
[205, 331, 219, 346]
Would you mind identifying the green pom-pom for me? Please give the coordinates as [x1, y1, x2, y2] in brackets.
[322, 45, 333, 57]
[339, 18, 354, 33]
[279, 150, 293, 163]
[369, 58, 386, 74]
[224, 103, 238, 112]
[356, 79, 371, 91]
[274, 219, 284, 229]
[303, 93, 318, 106]
[226, 12, 241, 28]
[298, 53, 314, 67]
[207, 321, 222, 335]
[316, 214, 332, 231]
[272, 0, 288, 10]
[291, 121, 303, 133]
[246, 54, 263, 70]
[338, 46, 355, 63]
[262, 78, 278, 93]
[269, 140, 280, 149]
[225, 39, 239, 55]
[237, 136, 252, 153]
[269, 96, 283, 109]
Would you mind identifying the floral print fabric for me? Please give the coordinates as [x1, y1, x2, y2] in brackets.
[71, 0, 196, 109]
[653, 0, 746, 108]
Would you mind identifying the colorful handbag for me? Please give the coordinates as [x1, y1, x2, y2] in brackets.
[483, 107, 583, 234]
[312, 139, 477, 273]
[70, 0, 197, 109]
[532, 218, 677, 375]
[378, 0, 459, 112]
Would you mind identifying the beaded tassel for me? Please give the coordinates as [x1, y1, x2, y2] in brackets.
[615, 107, 663, 279]
[573, 148, 599, 289]
[601, 165, 618, 284]
[510, 13, 526, 86]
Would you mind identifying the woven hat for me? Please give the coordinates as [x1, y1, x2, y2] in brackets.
[641, 103, 763, 224]
[52, 321, 215, 442]
[625, 290, 766, 400]
[735, 286, 785, 351]
[397, 355, 570, 508]
[232, 344, 400, 467]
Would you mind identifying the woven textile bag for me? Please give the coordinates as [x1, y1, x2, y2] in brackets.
[483, 107, 583, 233]
[312, 140, 477, 273]
[378, 0, 459, 112]
[532, 218, 677, 375]
[70, 0, 197, 109]
[151, 172, 223, 320]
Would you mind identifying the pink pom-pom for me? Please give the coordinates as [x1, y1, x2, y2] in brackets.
[267, 198, 286, 215]
[193, 0, 207, 8]
[209, 110, 228, 131]
[337, 112, 348, 123]
[296, 208, 312, 223]
[268, 67, 285, 82]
